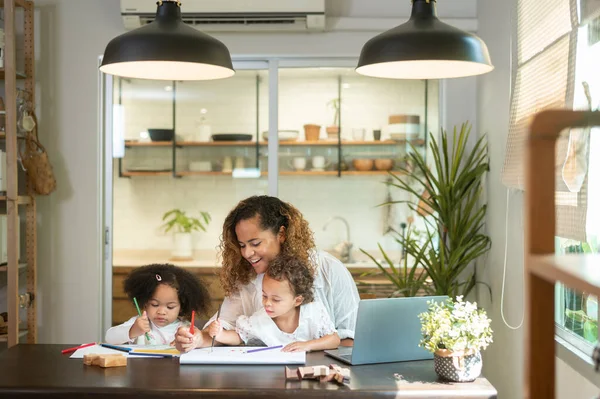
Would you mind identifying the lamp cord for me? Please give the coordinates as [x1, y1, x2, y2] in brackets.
[500, 188, 525, 330]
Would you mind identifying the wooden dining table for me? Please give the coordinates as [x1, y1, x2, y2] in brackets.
[0, 344, 497, 398]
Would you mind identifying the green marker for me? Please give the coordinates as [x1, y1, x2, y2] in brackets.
[133, 297, 151, 342]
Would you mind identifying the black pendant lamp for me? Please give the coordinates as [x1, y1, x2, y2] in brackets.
[356, 0, 493, 79]
[100, 0, 234, 81]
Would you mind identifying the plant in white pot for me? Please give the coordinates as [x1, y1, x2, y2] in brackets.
[161, 209, 211, 260]
[419, 296, 493, 382]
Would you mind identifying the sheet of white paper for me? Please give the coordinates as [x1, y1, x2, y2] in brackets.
[69, 344, 173, 359]
[179, 346, 305, 365]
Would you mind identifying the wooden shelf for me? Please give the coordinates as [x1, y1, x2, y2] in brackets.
[0, 0, 29, 8]
[279, 171, 338, 176]
[0, 330, 28, 342]
[343, 170, 407, 176]
[529, 254, 600, 297]
[341, 139, 425, 146]
[0, 69, 27, 80]
[122, 171, 172, 177]
[0, 263, 27, 272]
[271, 140, 339, 147]
[125, 141, 172, 147]
[167, 170, 408, 177]
[178, 141, 256, 147]
[175, 140, 425, 147]
[177, 171, 232, 176]
[0, 195, 32, 205]
[0, 132, 26, 139]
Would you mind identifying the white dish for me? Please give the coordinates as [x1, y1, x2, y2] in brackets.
[261, 130, 299, 141]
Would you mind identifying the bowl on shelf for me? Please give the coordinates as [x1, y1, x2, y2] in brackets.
[261, 130, 299, 142]
[352, 159, 374, 171]
[148, 128, 174, 142]
[211, 133, 253, 142]
[374, 159, 394, 171]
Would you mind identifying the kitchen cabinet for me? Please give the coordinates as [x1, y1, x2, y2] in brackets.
[112, 63, 437, 179]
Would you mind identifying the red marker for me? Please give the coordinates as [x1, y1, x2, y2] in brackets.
[190, 310, 195, 334]
[61, 342, 96, 354]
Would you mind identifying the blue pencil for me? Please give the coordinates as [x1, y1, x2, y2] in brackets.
[129, 352, 177, 358]
[246, 345, 283, 354]
[100, 343, 132, 353]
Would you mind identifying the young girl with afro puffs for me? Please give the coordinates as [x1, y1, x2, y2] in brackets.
[105, 264, 211, 345]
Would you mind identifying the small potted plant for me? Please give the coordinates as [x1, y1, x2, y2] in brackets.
[419, 296, 493, 382]
[161, 209, 211, 260]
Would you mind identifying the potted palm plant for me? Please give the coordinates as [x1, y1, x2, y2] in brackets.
[419, 296, 493, 382]
[386, 122, 491, 298]
[359, 223, 432, 297]
[161, 209, 211, 260]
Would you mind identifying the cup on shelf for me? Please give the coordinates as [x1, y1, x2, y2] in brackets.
[222, 156, 233, 173]
[352, 128, 366, 141]
[289, 157, 307, 171]
[373, 129, 382, 141]
[235, 156, 245, 169]
[311, 156, 330, 170]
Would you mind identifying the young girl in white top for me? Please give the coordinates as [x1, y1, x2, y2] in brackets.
[208, 254, 340, 352]
[106, 263, 211, 345]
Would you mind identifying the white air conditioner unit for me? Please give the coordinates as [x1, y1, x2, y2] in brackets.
[121, 0, 326, 32]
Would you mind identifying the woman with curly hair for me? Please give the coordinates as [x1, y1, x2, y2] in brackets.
[207, 254, 340, 352]
[105, 263, 211, 345]
[175, 195, 359, 351]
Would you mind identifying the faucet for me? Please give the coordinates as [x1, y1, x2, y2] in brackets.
[323, 216, 354, 263]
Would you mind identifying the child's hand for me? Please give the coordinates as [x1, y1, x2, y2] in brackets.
[174, 325, 203, 353]
[208, 319, 223, 339]
[129, 311, 151, 339]
[282, 341, 311, 353]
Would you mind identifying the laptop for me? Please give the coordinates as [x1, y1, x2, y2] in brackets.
[325, 296, 447, 365]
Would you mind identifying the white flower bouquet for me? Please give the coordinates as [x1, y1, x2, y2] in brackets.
[418, 296, 493, 354]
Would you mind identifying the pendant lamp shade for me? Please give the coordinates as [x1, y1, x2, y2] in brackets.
[356, 0, 493, 79]
[100, 1, 234, 81]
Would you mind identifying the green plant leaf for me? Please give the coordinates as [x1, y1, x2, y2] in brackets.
[160, 208, 211, 234]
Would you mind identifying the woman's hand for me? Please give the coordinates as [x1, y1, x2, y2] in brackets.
[174, 325, 203, 353]
[128, 311, 150, 339]
[208, 319, 223, 339]
[282, 341, 311, 353]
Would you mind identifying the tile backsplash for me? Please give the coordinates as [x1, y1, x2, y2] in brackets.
[113, 168, 414, 254]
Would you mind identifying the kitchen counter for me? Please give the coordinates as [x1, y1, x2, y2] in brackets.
[111, 249, 407, 325]
[112, 249, 403, 269]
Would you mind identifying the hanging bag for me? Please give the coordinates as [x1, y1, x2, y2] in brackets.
[19, 113, 56, 195]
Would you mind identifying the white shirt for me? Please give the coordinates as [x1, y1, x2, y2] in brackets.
[206, 250, 359, 339]
[235, 300, 337, 347]
[105, 316, 189, 345]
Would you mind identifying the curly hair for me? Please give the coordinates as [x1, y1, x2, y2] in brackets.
[266, 254, 314, 303]
[123, 264, 211, 319]
[219, 196, 315, 296]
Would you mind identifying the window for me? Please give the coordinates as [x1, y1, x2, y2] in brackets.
[555, 17, 600, 354]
